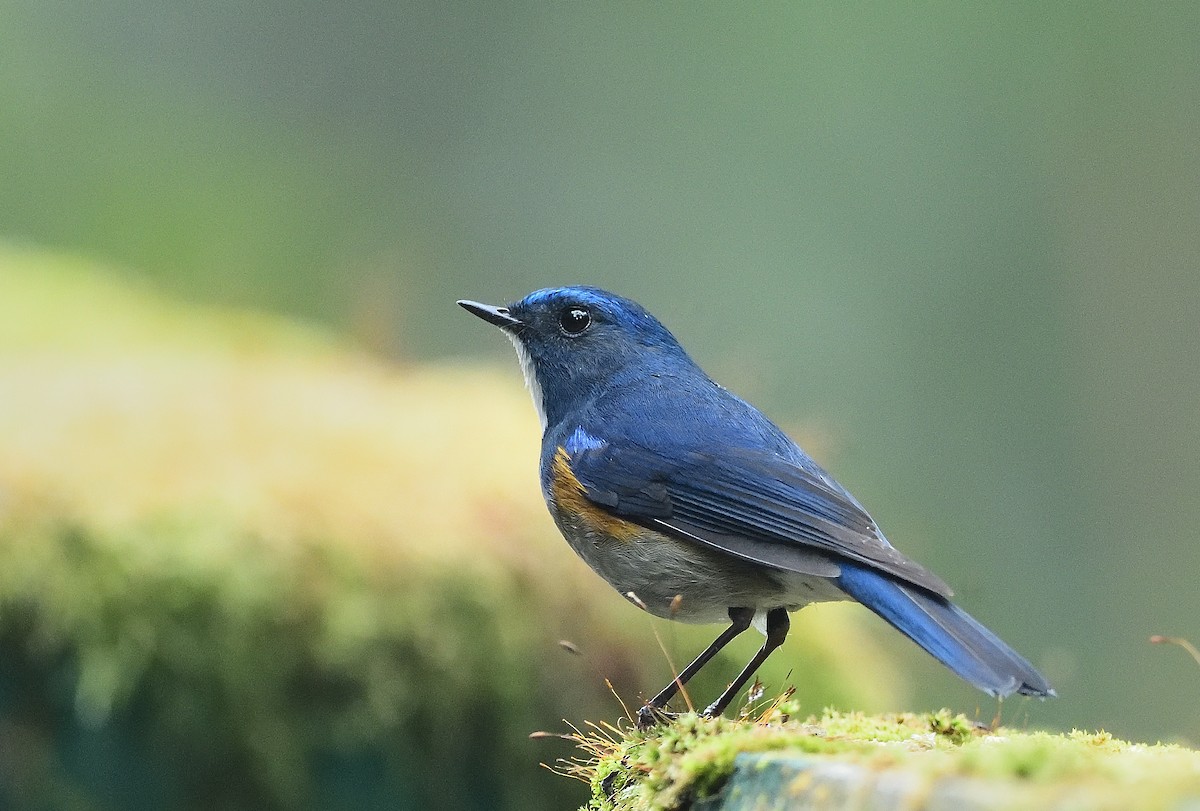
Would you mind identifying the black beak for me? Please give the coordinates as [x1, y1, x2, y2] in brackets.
[457, 299, 524, 330]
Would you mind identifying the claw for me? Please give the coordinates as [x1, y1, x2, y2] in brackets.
[635, 704, 678, 730]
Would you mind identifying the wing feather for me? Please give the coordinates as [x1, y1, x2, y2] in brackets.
[567, 441, 952, 598]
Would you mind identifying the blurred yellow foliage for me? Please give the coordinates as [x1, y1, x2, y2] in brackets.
[0, 244, 561, 580]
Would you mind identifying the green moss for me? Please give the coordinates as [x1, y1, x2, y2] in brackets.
[575, 707, 1200, 811]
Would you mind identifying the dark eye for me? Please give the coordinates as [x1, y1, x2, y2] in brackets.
[559, 306, 591, 336]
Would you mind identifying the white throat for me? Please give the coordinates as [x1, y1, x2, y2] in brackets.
[506, 332, 547, 430]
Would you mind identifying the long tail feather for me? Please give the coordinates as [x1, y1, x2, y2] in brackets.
[837, 562, 1054, 698]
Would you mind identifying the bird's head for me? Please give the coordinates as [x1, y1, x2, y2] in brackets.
[458, 286, 696, 430]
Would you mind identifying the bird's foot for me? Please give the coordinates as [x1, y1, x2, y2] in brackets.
[635, 704, 678, 730]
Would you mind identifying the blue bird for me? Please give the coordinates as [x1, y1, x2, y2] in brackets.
[459, 287, 1053, 725]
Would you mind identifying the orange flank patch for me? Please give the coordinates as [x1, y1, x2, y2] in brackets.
[551, 447, 642, 542]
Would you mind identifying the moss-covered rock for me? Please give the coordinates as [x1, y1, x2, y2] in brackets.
[572, 706, 1200, 811]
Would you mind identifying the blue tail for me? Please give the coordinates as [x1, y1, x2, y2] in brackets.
[837, 562, 1054, 698]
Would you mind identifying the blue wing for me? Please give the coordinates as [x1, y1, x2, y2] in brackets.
[563, 436, 953, 599]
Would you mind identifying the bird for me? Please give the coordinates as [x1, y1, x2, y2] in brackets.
[458, 286, 1053, 726]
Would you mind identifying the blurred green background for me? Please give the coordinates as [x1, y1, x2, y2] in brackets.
[2, 1, 1199, 808]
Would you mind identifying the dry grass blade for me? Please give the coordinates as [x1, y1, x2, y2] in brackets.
[649, 622, 694, 713]
[606, 678, 634, 724]
[1151, 635, 1200, 670]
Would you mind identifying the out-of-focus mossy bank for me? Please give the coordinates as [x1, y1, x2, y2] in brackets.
[580, 708, 1200, 811]
[0, 245, 904, 811]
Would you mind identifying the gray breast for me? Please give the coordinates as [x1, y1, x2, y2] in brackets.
[547, 501, 845, 624]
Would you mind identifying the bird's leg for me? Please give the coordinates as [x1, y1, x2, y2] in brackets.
[703, 607, 790, 719]
[636, 607, 754, 729]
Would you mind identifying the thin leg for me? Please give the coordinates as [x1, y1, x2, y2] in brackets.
[636, 607, 754, 728]
[703, 607, 790, 718]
